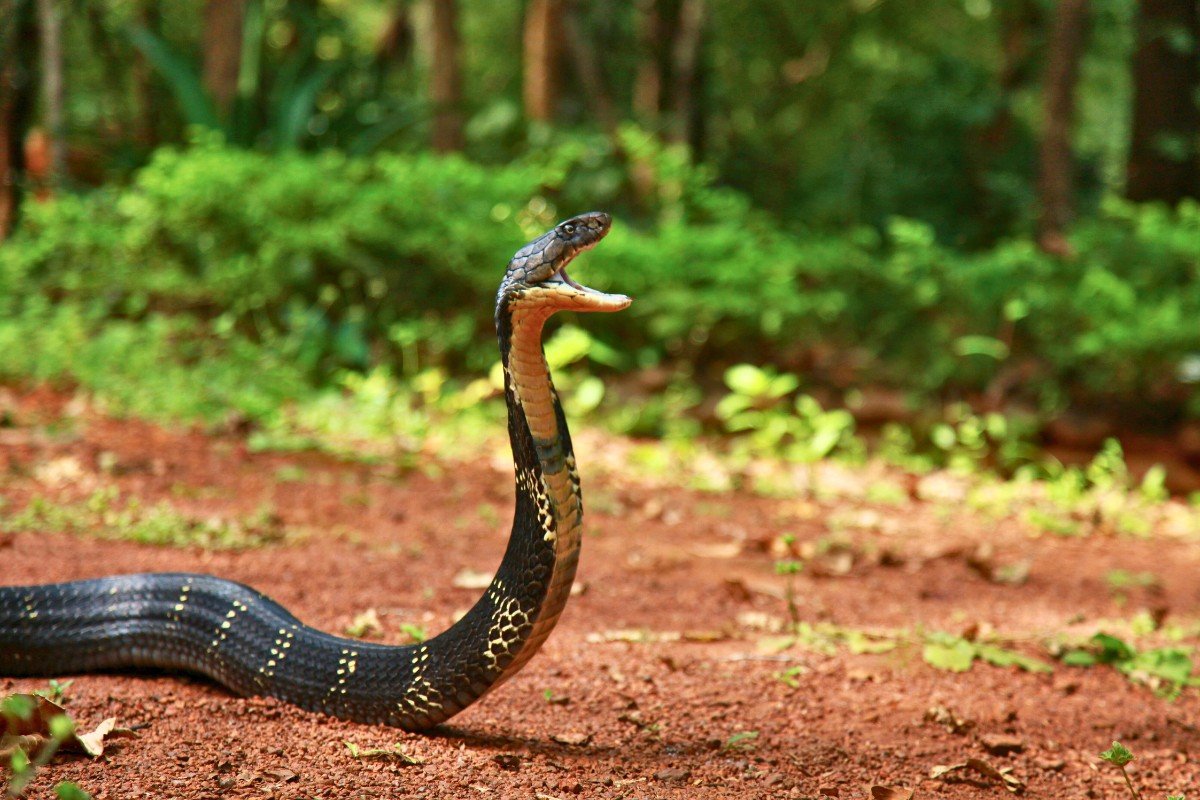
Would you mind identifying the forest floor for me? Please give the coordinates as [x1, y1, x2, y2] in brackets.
[2, 385, 1199, 799]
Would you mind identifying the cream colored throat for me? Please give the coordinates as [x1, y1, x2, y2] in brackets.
[500, 303, 584, 671]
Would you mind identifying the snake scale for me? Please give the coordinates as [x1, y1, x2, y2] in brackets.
[0, 212, 630, 730]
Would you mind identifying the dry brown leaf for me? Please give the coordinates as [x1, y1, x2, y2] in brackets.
[345, 608, 383, 638]
[550, 732, 591, 746]
[930, 758, 1025, 794]
[925, 705, 974, 734]
[263, 767, 299, 782]
[688, 542, 743, 559]
[452, 569, 494, 589]
[870, 786, 914, 800]
[1, 693, 135, 759]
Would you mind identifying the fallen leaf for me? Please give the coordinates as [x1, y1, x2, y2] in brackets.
[925, 705, 973, 734]
[653, 767, 691, 782]
[263, 767, 298, 783]
[0, 693, 134, 759]
[345, 608, 383, 638]
[870, 786, 913, 800]
[688, 542, 743, 559]
[343, 740, 422, 765]
[931, 758, 1025, 793]
[550, 732, 591, 746]
[452, 569, 494, 590]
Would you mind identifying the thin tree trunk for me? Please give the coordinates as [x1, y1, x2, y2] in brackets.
[1126, 0, 1200, 202]
[969, 0, 1040, 241]
[203, 0, 245, 117]
[523, 0, 561, 123]
[0, 0, 37, 239]
[668, 0, 705, 144]
[1035, 0, 1089, 256]
[429, 0, 464, 152]
[562, 4, 617, 134]
[36, 0, 64, 188]
[632, 0, 663, 125]
[132, 0, 162, 147]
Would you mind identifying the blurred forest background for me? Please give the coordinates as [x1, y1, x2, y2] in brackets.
[0, 0, 1199, 484]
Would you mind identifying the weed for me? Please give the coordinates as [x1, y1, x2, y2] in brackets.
[398, 624, 427, 644]
[921, 632, 1054, 674]
[2, 696, 88, 798]
[722, 731, 759, 752]
[1064, 633, 1196, 697]
[2, 488, 289, 550]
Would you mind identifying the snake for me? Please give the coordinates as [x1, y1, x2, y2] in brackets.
[0, 212, 630, 730]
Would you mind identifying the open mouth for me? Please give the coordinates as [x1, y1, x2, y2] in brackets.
[545, 264, 631, 311]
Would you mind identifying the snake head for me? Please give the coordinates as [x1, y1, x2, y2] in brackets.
[498, 212, 631, 314]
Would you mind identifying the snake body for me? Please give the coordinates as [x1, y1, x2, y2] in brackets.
[0, 212, 630, 730]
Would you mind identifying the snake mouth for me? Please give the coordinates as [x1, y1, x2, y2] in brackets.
[546, 265, 631, 312]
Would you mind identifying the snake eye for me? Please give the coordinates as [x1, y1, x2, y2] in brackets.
[561, 223, 576, 236]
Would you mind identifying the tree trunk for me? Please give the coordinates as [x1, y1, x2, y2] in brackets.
[632, 0, 663, 125]
[429, 0, 464, 152]
[132, 0, 163, 147]
[1035, 0, 1089, 256]
[0, 0, 37, 239]
[36, 0, 64, 188]
[562, 4, 617, 134]
[0, 1, 18, 239]
[1126, 0, 1200, 203]
[522, 0, 561, 123]
[203, 0, 245, 117]
[668, 0, 705, 145]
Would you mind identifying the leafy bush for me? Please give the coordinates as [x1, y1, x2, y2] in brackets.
[1, 140, 1197, 428]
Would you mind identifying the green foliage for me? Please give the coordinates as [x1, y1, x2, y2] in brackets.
[54, 783, 95, 800]
[922, 632, 1054, 674]
[2, 143, 1198, 434]
[1100, 741, 1134, 767]
[1064, 633, 1197, 696]
[716, 365, 859, 462]
[2, 487, 289, 550]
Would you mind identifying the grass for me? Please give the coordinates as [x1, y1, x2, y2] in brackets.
[1, 486, 290, 550]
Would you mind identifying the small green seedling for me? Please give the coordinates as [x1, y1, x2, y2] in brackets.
[54, 783, 94, 800]
[35, 680, 74, 704]
[1100, 741, 1139, 800]
[723, 730, 759, 752]
[398, 623, 427, 643]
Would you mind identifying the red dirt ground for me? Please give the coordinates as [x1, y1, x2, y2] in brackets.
[2, 386, 1199, 799]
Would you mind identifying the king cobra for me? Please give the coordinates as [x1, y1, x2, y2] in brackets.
[0, 212, 630, 730]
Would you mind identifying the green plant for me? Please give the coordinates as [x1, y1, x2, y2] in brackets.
[716, 365, 858, 462]
[398, 624, 427, 644]
[2, 696, 78, 797]
[922, 632, 1054, 674]
[2, 488, 290, 550]
[722, 731, 759, 752]
[1099, 741, 1141, 800]
[1064, 633, 1196, 697]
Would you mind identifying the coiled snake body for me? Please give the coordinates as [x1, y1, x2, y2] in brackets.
[0, 213, 629, 730]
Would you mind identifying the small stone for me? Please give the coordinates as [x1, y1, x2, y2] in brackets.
[263, 768, 298, 783]
[818, 787, 839, 797]
[654, 767, 691, 782]
[981, 733, 1025, 756]
[493, 754, 521, 772]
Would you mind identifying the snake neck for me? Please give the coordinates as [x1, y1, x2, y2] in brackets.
[487, 303, 583, 682]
